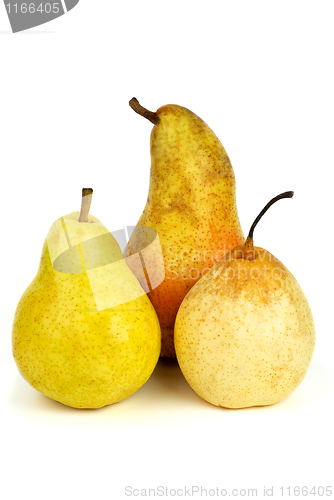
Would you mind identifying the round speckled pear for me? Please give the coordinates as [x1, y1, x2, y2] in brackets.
[175, 192, 315, 408]
[12, 189, 161, 409]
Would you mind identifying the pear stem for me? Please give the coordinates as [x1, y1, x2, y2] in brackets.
[129, 98, 160, 125]
[243, 191, 294, 260]
[247, 191, 294, 240]
[79, 188, 93, 222]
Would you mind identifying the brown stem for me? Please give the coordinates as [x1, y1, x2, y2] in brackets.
[79, 188, 93, 222]
[243, 191, 294, 261]
[129, 98, 160, 125]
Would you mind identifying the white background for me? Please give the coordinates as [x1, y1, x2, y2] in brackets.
[1, 1, 333, 499]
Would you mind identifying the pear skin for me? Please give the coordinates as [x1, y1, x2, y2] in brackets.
[12, 209, 161, 409]
[175, 192, 315, 408]
[126, 100, 244, 358]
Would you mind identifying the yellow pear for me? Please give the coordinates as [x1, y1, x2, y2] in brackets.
[125, 98, 244, 358]
[12, 189, 161, 409]
[175, 192, 315, 408]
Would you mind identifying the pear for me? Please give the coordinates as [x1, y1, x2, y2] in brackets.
[175, 192, 315, 408]
[12, 189, 161, 409]
[125, 98, 244, 358]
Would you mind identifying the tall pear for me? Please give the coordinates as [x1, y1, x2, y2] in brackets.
[126, 98, 244, 358]
[12, 189, 161, 409]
